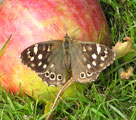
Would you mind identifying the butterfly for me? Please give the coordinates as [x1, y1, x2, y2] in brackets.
[20, 34, 116, 87]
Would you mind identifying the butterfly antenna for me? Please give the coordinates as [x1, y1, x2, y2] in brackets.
[53, 23, 65, 35]
[70, 27, 80, 37]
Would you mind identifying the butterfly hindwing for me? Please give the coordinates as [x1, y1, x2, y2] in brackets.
[37, 47, 69, 86]
[20, 40, 68, 86]
[70, 40, 115, 83]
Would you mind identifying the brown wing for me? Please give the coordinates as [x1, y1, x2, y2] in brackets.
[20, 40, 69, 86]
[70, 40, 115, 83]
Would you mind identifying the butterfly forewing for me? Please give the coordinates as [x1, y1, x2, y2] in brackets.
[20, 40, 69, 86]
[21, 41, 59, 72]
[70, 40, 115, 83]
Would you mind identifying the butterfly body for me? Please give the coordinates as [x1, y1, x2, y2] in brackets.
[20, 34, 115, 87]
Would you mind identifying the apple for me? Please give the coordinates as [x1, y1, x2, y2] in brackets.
[0, 0, 111, 111]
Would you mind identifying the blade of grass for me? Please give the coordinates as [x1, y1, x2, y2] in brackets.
[90, 107, 107, 119]
[109, 104, 128, 120]
[0, 34, 12, 56]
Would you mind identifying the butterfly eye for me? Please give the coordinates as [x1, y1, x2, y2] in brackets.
[50, 72, 56, 81]
[30, 52, 34, 57]
[80, 72, 86, 78]
[86, 71, 93, 77]
[57, 74, 62, 81]
[101, 52, 105, 56]
[45, 71, 50, 77]
[51, 74, 55, 78]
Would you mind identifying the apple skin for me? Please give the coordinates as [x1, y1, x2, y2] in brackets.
[0, 0, 111, 101]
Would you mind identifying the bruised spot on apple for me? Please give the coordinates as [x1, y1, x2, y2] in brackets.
[0, 0, 111, 102]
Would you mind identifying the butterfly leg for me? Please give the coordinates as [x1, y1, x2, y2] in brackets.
[46, 78, 74, 120]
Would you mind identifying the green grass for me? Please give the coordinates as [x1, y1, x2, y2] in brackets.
[0, 87, 45, 120]
[0, 34, 12, 56]
[0, 0, 136, 120]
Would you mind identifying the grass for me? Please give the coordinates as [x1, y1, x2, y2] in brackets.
[0, 0, 136, 120]
[0, 34, 12, 56]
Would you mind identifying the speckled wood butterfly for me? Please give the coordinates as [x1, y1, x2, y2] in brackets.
[20, 34, 115, 87]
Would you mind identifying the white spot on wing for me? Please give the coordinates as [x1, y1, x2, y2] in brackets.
[92, 61, 96, 66]
[47, 45, 51, 52]
[100, 63, 104, 67]
[87, 64, 91, 69]
[101, 56, 105, 61]
[82, 45, 86, 52]
[87, 46, 92, 51]
[38, 61, 42, 66]
[43, 64, 47, 69]
[27, 51, 30, 55]
[96, 44, 101, 54]
[92, 53, 97, 59]
[38, 54, 43, 60]
[34, 44, 38, 55]
[31, 63, 35, 67]
[50, 64, 54, 68]
[30, 57, 34, 61]
[104, 50, 108, 54]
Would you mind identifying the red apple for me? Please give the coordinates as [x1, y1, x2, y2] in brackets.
[0, 0, 111, 102]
